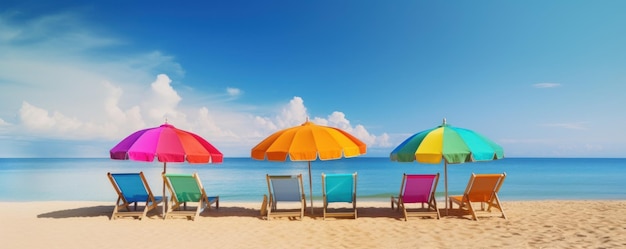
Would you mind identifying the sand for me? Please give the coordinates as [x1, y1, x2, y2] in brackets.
[1, 200, 626, 248]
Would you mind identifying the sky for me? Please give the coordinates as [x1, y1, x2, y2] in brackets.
[1, 0, 625, 158]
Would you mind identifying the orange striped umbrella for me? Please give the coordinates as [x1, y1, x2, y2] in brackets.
[251, 120, 366, 213]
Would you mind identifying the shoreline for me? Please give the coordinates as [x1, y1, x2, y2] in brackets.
[1, 200, 626, 248]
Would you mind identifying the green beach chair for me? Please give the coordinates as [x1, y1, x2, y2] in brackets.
[262, 174, 306, 220]
[162, 173, 219, 221]
[391, 173, 440, 221]
[107, 172, 163, 220]
[321, 172, 357, 219]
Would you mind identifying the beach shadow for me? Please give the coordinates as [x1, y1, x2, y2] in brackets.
[439, 207, 506, 220]
[198, 205, 475, 221]
[201, 206, 262, 219]
[37, 205, 114, 219]
[357, 206, 405, 219]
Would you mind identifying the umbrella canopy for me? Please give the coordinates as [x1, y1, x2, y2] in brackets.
[110, 123, 223, 173]
[390, 119, 503, 213]
[251, 120, 367, 213]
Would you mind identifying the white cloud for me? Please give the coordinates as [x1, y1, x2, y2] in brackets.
[147, 74, 183, 121]
[5, 75, 390, 156]
[276, 96, 309, 128]
[19, 101, 58, 131]
[102, 81, 145, 129]
[533, 83, 562, 88]
[375, 133, 392, 147]
[499, 138, 552, 144]
[310, 108, 390, 148]
[18, 101, 116, 139]
[542, 122, 587, 130]
[226, 87, 241, 97]
[0, 118, 9, 126]
[0, 12, 121, 51]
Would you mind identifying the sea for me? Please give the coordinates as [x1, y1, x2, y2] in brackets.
[0, 157, 625, 203]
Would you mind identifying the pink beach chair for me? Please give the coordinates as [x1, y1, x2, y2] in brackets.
[391, 173, 440, 220]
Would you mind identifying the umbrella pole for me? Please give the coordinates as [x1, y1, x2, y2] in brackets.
[444, 161, 448, 216]
[308, 161, 313, 215]
[162, 162, 167, 218]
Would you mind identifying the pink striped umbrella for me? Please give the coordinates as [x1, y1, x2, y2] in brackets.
[110, 123, 223, 173]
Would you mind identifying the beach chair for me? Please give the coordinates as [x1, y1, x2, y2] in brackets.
[322, 172, 358, 219]
[449, 173, 507, 221]
[391, 173, 440, 220]
[162, 173, 219, 221]
[107, 172, 163, 220]
[261, 174, 306, 220]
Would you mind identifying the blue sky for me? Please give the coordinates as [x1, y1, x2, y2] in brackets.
[1, 1, 625, 158]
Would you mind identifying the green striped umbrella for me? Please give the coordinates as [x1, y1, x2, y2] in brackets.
[390, 119, 504, 213]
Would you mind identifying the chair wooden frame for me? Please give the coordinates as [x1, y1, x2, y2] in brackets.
[162, 173, 219, 221]
[261, 174, 306, 220]
[322, 172, 358, 220]
[107, 172, 163, 220]
[448, 172, 507, 221]
[391, 173, 440, 220]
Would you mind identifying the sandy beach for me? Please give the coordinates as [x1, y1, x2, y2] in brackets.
[1, 200, 626, 248]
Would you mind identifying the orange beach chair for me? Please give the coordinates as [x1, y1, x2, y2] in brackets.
[448, 173, 507, 221]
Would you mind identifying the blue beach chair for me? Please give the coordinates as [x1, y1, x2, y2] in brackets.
[322, 172, 358, 219]
[262, 174, 306, 220]
[107, 172, 163, 220]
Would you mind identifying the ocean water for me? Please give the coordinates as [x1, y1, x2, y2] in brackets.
[0, 157, 624, 202]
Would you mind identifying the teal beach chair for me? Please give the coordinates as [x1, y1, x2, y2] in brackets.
[322, 172, 357, 219]
[107, 172, 163, 220]
[262, 174, 306, 220]
[162, 173, 219, 221]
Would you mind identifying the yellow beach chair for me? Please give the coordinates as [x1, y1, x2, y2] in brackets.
[448, 172, 507, 221]
[322, 172, 358, 219]
[391, 173, 440, 220]
[107, 172, 163, 220]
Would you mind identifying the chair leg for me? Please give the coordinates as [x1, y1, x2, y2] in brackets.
[353, 200, 357, 219]
[322, 197, 327, 220]
[399, 200, 407, 221]
[141, 203, 149, 220]
[266, 195, 273, 221]
[300, 199, 305, 220]
[431, 197, 440, 219]
[491, 195, 507, 219]
[111, 205, 118, 220]
[467, 201, 478, 221]
[260, 195, 268, 216]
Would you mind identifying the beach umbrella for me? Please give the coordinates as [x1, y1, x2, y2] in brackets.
[110, 123, 223, 172]
[390, 118, 503, 214]
[110, 122, 223, 214]
[251, 120, 367, 214]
